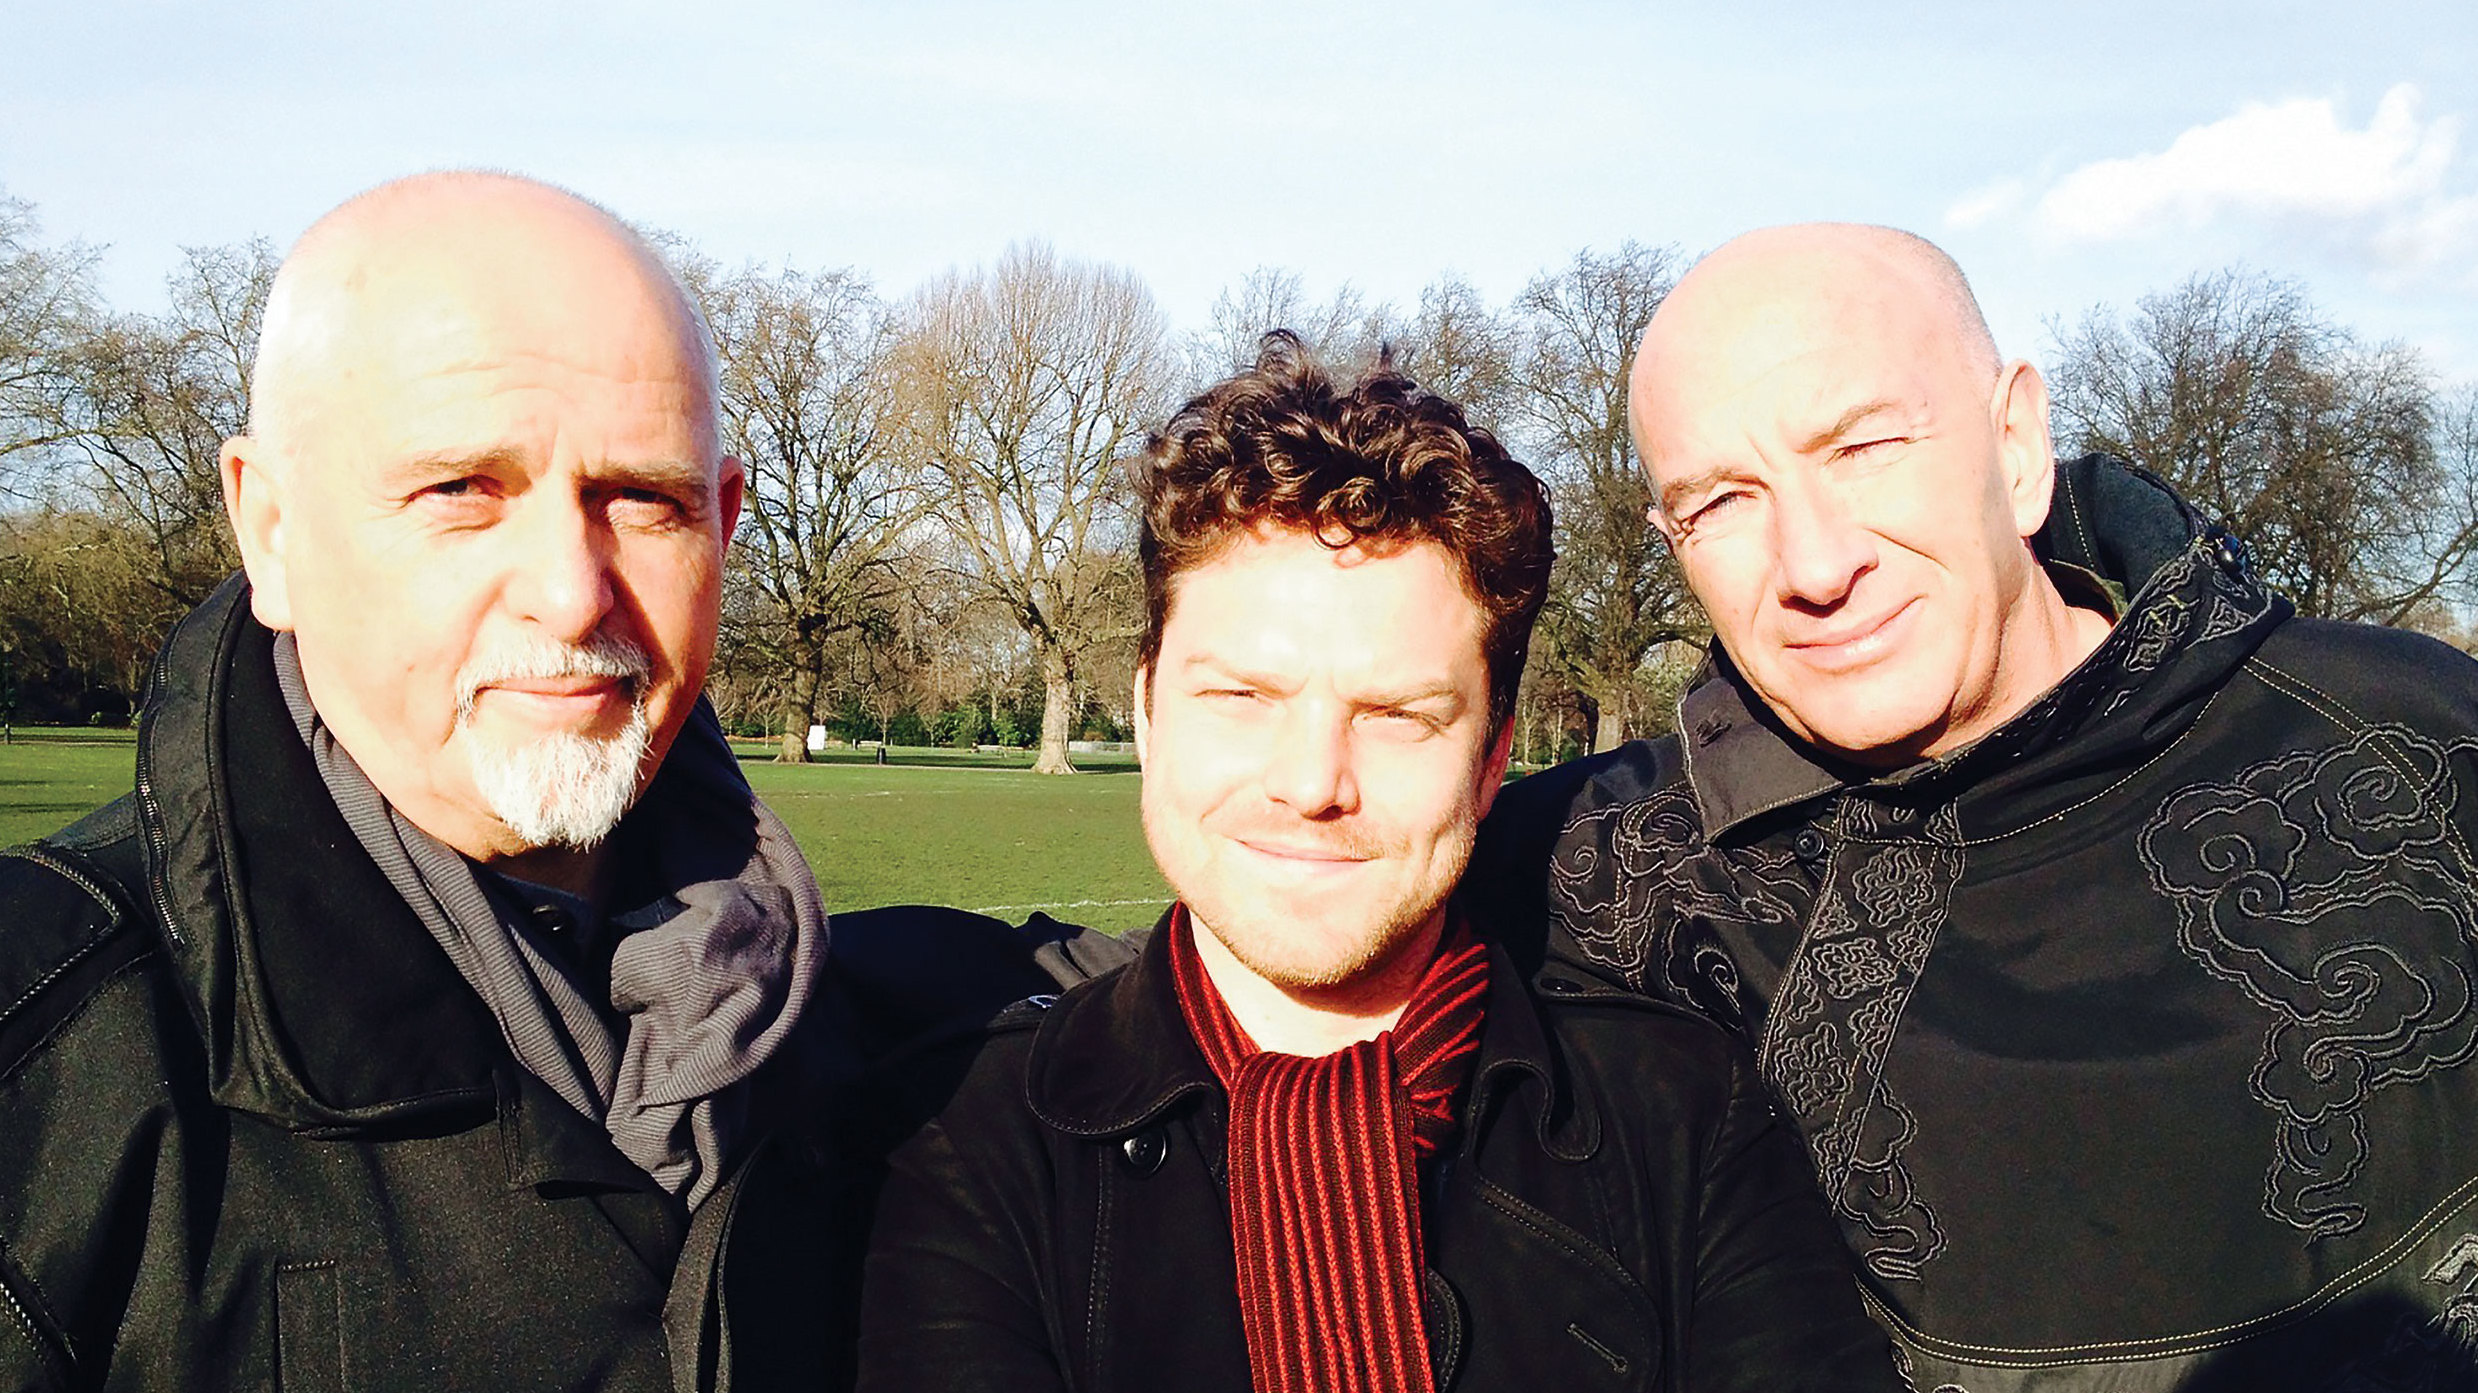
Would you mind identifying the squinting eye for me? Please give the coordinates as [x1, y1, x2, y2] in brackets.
[610, 489, 690, 523]
[1368, 708, 1441, 733]
[412, 477, 500, 515]
[1687, 491, 1751, 525]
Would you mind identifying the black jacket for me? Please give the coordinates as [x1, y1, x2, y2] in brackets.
[0, 578, 1055, 1392]
[1474, 457, 2478, 1390]
[854, 917, 1902, 1393]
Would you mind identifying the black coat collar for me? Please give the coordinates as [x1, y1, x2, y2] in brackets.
[137, 575, 509, 1128]
[1022, 909, 1597, 1160]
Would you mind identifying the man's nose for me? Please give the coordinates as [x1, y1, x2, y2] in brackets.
[1770, 476, 1877, 608]
[506, 493, 617, 640]
[1262, 700, 1359, 817]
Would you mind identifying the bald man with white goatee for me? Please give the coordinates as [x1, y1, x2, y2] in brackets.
[1475, 223, 2478, 1390]
[0, 172, 1047, 1393]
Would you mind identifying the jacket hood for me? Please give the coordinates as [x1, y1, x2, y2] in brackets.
[1677, 454, 2293, 838]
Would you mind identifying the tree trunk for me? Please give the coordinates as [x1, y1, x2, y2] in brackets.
[1588, 689, 1627, 754]
[777, 704, 811, 763]
[777, 665, 816, 764]
[1031, 643, 1077, 775]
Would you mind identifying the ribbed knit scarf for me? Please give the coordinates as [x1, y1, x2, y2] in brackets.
[1168, 907, 1492, 1393]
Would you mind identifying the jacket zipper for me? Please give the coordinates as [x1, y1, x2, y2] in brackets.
[131, 656, 186, 951]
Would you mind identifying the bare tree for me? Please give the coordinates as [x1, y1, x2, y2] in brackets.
[898, 243, 1175, 774]
[704, 264, 932, 760]
[0, 508, 167, 718]
[2420, 384, 2478, 629]
[1192, 266, 1403, 383]
[1513, 242, 1702, 750]
[50, 240, 274, 618]
[0, 193, 97, 494]
[1390, 273, 1517, 426]
[2049, 269, 2469, 624]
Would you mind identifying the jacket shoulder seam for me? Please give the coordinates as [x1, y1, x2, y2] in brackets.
[0, 948, 162, 1095]
[0, 847, 145, 1041]
[2245, 651, 2478, 874]
[2242, 654, 2372, 734]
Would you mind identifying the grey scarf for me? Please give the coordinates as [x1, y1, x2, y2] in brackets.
[273, 635, 827, 1207]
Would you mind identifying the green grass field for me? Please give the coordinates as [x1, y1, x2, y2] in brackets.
[0, 728, 1170, 932]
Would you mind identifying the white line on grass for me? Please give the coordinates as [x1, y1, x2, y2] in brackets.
[962, 897, 1165, 915]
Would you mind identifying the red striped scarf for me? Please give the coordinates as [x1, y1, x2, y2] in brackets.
[1168, 906, 1493, 1393]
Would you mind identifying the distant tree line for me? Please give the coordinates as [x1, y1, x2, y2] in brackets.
[3, 185, 2473, 763]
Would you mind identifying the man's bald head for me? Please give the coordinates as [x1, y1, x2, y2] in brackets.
[248, 171, 719, 466]
[1621, 222, 2101, 768]
[1631, 224, 1998, 473]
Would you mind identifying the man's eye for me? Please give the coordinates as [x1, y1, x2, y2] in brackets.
[610, 489, 689, 524]
[413, 478, 498, 511]
[1686, 491, 1751, 526]
[1367, 708, 1441, 733]
[1836, 437, 1904, 461]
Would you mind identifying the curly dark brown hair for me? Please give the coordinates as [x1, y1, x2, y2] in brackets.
[1133, 331, 1554, 727]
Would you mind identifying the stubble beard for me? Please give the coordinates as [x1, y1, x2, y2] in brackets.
[1210, 892, 1441, 995]
[456, 632, 656, 852]
[1161, 800, 1481, 996]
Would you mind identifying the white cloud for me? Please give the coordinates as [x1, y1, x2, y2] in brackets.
[1954, 84, 2478, 289]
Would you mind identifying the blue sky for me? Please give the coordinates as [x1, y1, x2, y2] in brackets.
[7, 0, 2475, 374]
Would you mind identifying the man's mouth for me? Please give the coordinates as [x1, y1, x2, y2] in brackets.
[486, 675, 632, 698]
[467, 676, 638, 727]
[1233, 837, 1376, 867]
[1784, 598, 1919, 672]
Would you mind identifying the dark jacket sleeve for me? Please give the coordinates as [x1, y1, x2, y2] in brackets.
[855, 1055, 1066, 1393]
[1688, 1051, 1902, 1393]
[0, 848, 170, 1393]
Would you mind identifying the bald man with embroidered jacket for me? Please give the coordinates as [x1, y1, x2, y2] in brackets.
[1473, 224, 2478, 1391]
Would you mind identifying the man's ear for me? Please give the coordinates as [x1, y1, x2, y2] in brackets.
[717, 455, 746, 540]
[220, 435, 296, 631]
[1993, 359, 2059, 540]
[1130, 665, 1152, 772]
[1645, 499, 1686, 552]
[1472, 716, 1518, 819]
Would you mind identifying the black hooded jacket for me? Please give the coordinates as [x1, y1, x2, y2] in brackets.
[1472, 456, 2478, 1390]
[0, 577, 1055, 1391]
